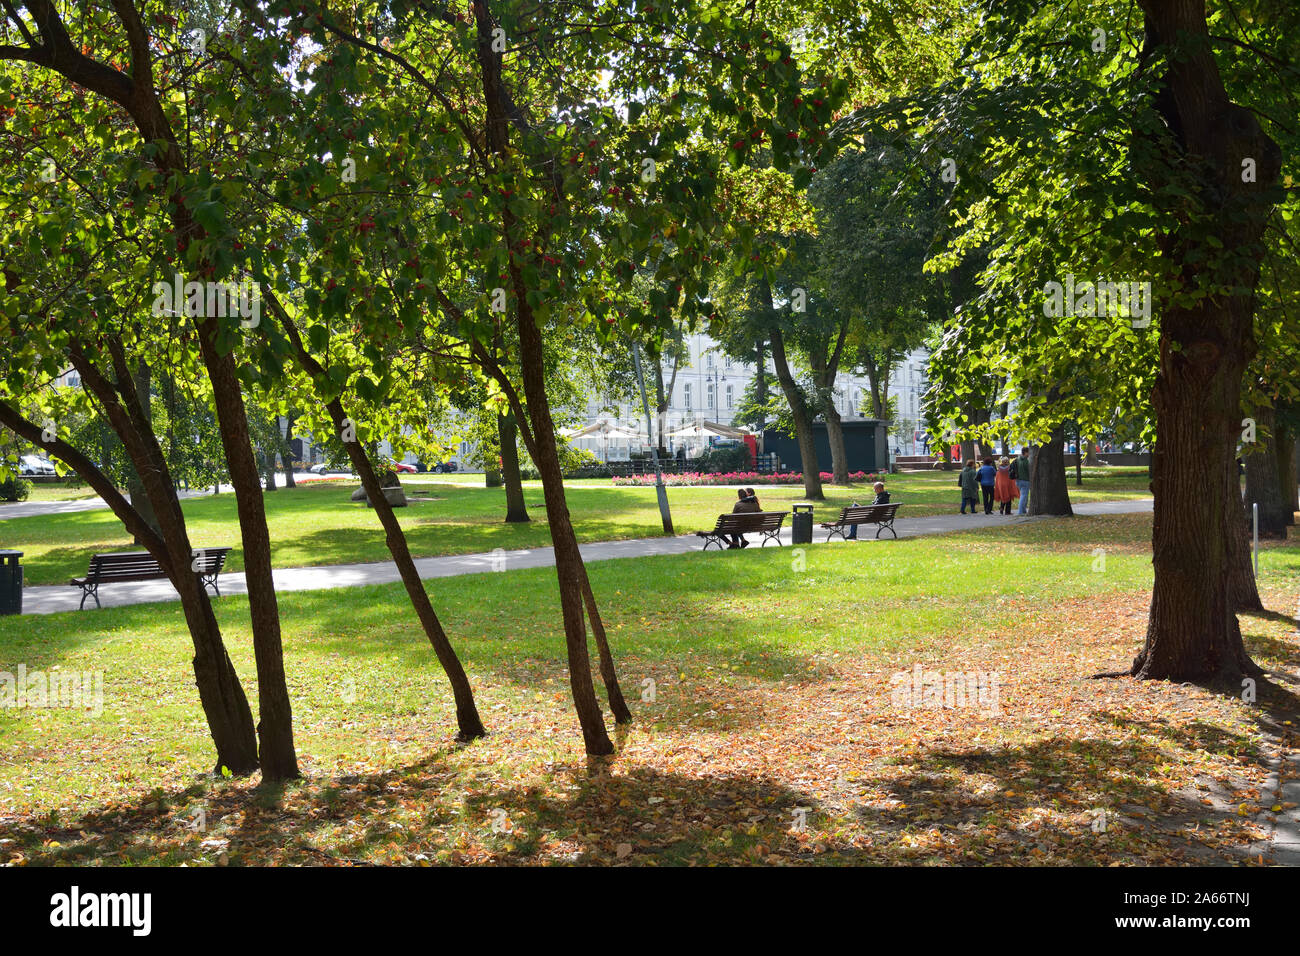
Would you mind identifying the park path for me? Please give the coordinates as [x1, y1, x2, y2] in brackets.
[13, 498, 1153, 615]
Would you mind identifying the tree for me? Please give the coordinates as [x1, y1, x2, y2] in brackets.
[893, 0, 1294, 682]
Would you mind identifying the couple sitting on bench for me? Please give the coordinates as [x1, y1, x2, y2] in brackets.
[727, 487, 761, 548]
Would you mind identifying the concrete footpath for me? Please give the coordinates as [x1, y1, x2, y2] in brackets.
[8, 498, 1154, 616]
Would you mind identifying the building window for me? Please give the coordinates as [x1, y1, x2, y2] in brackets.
[726, 384, 734, 408]
[707, 381, 715, 409]
[459, 442, 470, 456]
[707, 351, 714, 368]
[684, 382, 692, 410]
[725, 355, 732, 370]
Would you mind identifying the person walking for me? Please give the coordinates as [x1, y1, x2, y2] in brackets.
[977, 456, 997, 514]
[959, 459, 980, 514]
[994, 456, 1018, 515]
[1014, 447, 1032, 515]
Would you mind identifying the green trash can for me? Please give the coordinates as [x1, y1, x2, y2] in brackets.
[791, 505, 814, 545]
[0, 550, 22, 616]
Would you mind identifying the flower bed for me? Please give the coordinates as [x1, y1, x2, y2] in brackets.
[611, 470, 879, 487]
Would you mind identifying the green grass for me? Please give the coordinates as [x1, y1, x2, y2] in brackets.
[1, 467, 1153, 586]
[0, 481, 98, 505]
[2, 512, 1297, 865]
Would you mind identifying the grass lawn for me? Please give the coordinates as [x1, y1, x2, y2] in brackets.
[0, 482, 99, 505]
[2, 512, 1296, 866]
[2, 467, 1153, 586]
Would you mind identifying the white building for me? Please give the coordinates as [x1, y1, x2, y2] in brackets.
[574, 333, 929, 460]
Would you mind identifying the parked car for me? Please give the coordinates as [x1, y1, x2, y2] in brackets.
[388, 460, 417, 474]
[309, 462, 351, 475]
[432, 461, 459, 473]
[18, 454, 56, 476]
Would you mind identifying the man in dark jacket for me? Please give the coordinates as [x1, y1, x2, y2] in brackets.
[847, 482, 890, 539]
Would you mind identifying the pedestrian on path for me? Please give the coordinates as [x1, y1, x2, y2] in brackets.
[994, 456, 1018, 515]
[959, 459, 980, 514]
[978, 457, 997, 514]
[1014, 447, 1032, 515]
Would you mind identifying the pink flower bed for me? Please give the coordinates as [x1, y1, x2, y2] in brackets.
[611, 470, 879, 487]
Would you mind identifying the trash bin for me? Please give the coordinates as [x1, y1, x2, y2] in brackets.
[791, 505, 813, 545]
[0, 550, 22, 616]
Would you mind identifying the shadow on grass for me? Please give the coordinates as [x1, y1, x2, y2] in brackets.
[4, 723, 1265, 866]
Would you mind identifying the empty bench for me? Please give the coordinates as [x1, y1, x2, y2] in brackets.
[70, 547, 232, 610]
[820, 503, 901, 541]
[695, 511, 788, 550]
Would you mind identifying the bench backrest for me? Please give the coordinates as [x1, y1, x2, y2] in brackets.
[839, 503, 900, 522]
[87, 547, 230, 581]
[713, 511, 788, 533]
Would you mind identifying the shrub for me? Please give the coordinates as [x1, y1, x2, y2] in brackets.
[0, 476, 32, 502]
[610, 470, 878, 488]
[695, 443, 748, 473]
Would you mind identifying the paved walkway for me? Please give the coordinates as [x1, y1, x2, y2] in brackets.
[13, 498, 1153, 615]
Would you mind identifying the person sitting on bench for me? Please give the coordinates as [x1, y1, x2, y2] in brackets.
[846, 482, 890, 540]
[730, 487, 760, 548]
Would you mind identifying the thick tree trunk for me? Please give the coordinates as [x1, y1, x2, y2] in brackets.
[1129, 0, 1281, 684]
[1029, 425, 1072, 516]
[824, 404, 849, 484]
[769, 324, 824, 500]
[197, 329, 300, 781]
[498, 411, 530, 523]
[1242, 404, 1288, 538]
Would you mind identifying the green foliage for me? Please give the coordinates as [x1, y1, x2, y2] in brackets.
[0, 475, 31, 502]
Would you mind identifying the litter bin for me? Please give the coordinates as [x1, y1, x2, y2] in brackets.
[0, 550, 22, 616]
[791, 505, 814, 545]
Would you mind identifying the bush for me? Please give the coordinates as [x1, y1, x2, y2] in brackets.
[695, 443, 748, 473]
[0, 476, 32, 502]
[611, 470, 878, 487]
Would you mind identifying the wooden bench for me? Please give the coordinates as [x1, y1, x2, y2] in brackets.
[695, 511, 788, 550]
[70, 547, 232, 610]
[820, 503, 901, 541]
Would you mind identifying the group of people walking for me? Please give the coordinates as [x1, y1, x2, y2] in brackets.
[960, 448, 1032, 516]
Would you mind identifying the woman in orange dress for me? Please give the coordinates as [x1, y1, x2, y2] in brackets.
[993, 456, 1019, 515]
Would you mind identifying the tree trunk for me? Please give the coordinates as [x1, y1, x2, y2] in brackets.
[36, 353, 261, 776]
[514, 307, 614, 754]
[824, 403, 849, 484]
[197, 328, 300, 781]
[580, 572, 633, 724]
[754, 339, 768, 435]
[1226, 452, 1263, 612]
[1029, 425, 1072, 516]
[768, 324, 824, 500]
[1278, 422, 1298, 526]
[473, 2, 615, 755]
[498, 411, 530, 523]
[269, 297, 487, 740]
[1129, 0, 1281, 684]
[1242, 404, 1288, 538]
[281, 414, 297, 489]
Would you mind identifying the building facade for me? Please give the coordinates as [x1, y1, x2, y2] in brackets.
[574, 333, 929, 461]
